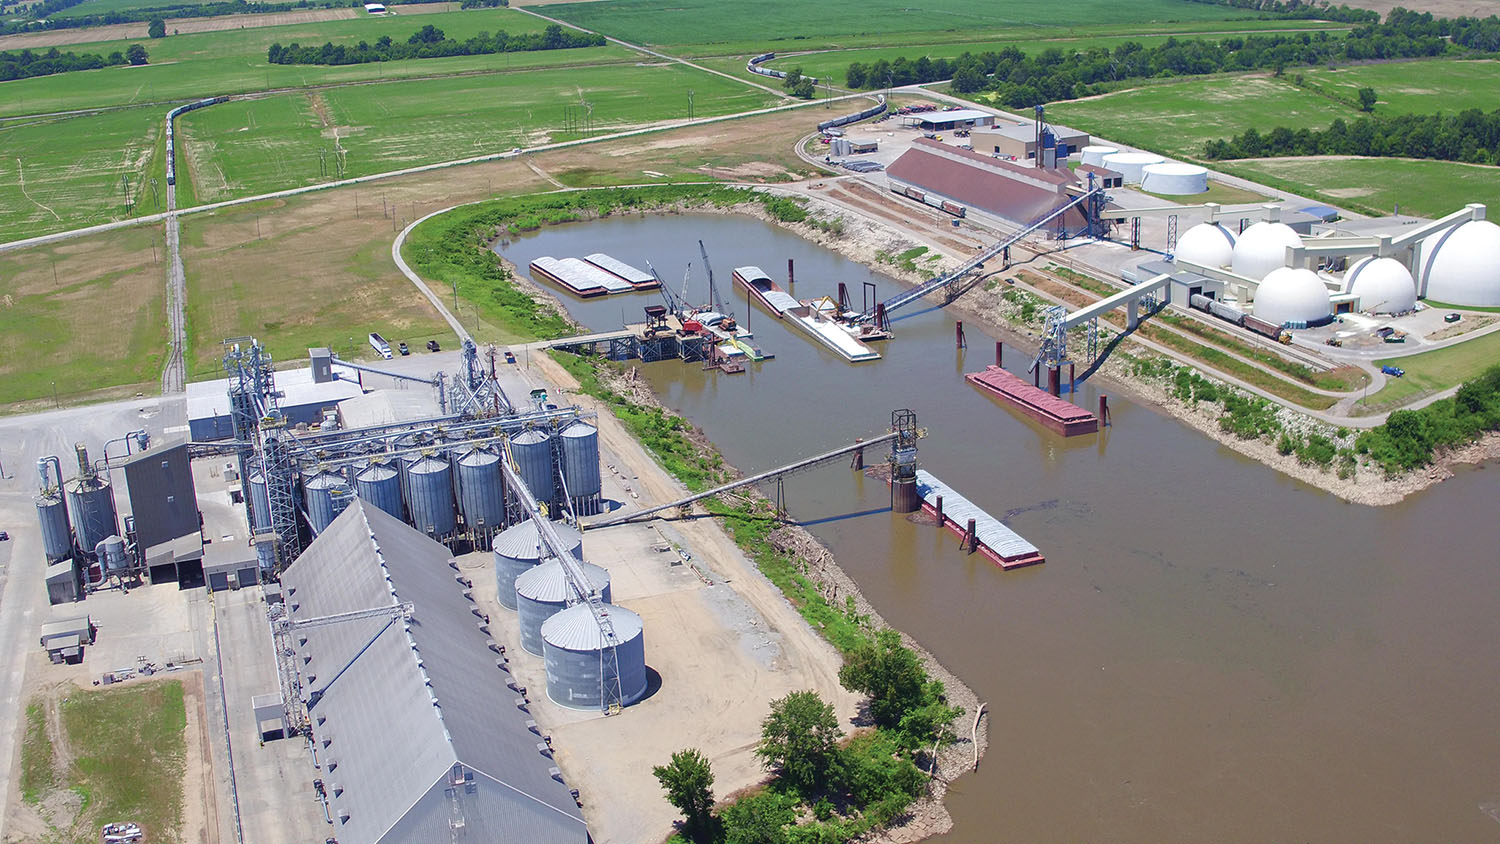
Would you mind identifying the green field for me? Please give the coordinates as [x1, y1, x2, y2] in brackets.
[1296, 59, 1500, 115]
[61, 681, 187, 843]
[1227, 156, 1500, 219]
[0, 106, 166, 242]
[540, 0, 1262, 50]
[49, 0, 227, 17]
[177, 63, 778, 202]
[1, 8, 638, 117]
[1352, 325, 1500, 413]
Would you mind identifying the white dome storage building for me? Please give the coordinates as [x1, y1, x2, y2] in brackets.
[1232, 221, 1303, 280]
[1174, 223, 1237, 269]
[1100, 151, 1165, 184]
[1080, 145, 1118, 167]
[1418, 219, 1500, 307]
[1140, 162, 1208, 195]
[1344, 256, 1417, 314]
[1254, 267, 1332, 327]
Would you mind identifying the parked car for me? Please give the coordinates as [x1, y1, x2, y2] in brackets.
[426, 340, 441, 352]
[1445, 312, 1462, 323]
[1381, 365, 1405, 377]
[398, 342, 410, 356]
[0, 531, 9, 541]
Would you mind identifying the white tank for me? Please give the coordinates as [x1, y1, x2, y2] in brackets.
[541, 602, 648, 711]
[1140, 162, 1208, 195]
[1100, 151, 1164, 183]
[1079, 145, 1118, 167]
[1232, 221, 1302, 281]
[1174, 223, 1237, 269]
[514, 559, 610, 657]
[1254, 267, 1332, 327]
[1418, 219, 1500, 307]
[1344, 256, 1416, 314]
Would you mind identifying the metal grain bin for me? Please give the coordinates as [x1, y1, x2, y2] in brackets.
[509, 428, 555, 505]
[492, 521, 582, 611]
[248, 471, 272, 534]
[97, 535, 129, 575]
[303, 470, 351, 535]
[456, 447, 505, 546]
[66, 476, 118, 554]
[514, 559, 609, 656]
[404, 454, 456, 539]
[35, 491, 72, 563]
[559, 420, 602, 516]
[354, 462, 403, 520]
[541, 602, 647, 711]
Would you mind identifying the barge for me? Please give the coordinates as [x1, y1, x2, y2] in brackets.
[785, 296, 881, 363]
[529, 256, 633, 298]
[914, 470, 1044, 569]
[584, 253, 661, 290]
[733, 266, 800, 317]
[964, 365, 1098, 436]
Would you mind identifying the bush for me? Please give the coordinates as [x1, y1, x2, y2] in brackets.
[1356, 364, 1500, 474]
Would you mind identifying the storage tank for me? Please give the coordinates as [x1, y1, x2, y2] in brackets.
[1344, 256, 1417, 314]
[96, 535, 128, 575]
[35, 490, 72, 563]
[354, 461, 403, 520]
[66, 477, 118, 555]
[515, 559, 610, 656]
[1417, 219, 1500, 307]
[456, 447, 506, 545]
[1174, 223, 1237, 269]
[1140, 162, 1208, 195]
[302, 470, 350, 535]
[404, 454, 456, 539]
[541, 602, 648, 710]
[1254, 267, 1332, 327]
[1100, 151, 1165, 183]
[493, 520, 582, 611]
[247, 471, 272, 534]
[558, 420, 602, 516]
[1231, 221, 1302, 281]
[1079, 145, 1118, 167]
[509, 428, 555, 503]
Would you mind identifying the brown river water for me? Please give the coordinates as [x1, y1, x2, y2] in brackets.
[501, 214, 1500, 843]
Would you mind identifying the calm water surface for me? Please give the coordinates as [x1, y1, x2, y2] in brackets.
[501, 215, 1500, 843]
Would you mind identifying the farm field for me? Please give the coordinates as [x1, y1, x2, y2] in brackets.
[0, 105, 166, 242]
[1, 8, 638, 116]
[537, 0, 1269, 50]
[176, 63, 779, 203]
[1225, 156, 1500, 218]
[0, 224, 167, 408]
[1296, 59, 1500, 114]
[50, 0, 226, 17]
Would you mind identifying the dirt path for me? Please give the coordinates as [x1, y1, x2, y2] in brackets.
[179, 672, 219, 844]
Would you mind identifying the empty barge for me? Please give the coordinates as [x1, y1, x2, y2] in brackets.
[787, 296, 881, 363]
[915, 470, 1044, 569]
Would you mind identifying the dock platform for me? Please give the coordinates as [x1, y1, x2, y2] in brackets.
[965, 365, 1098, 436]
[915, 469, 1044, 569]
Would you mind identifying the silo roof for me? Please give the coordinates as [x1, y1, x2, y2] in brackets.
[542, 601, 642, 651]
[515, 559, 607, 603]
[493, 520, 581, 559]
[560, 420, 596, 438]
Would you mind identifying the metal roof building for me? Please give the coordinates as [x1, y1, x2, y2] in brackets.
[887, 138, 1096, 228]
[281, 499, 588, 844]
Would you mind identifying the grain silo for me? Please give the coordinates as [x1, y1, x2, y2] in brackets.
[456, 446, 506, 546]
[35, 458, 73, 563]
[514, 559, 610, 656]
[65, 445, 118, 554]
[1079, 145, 1118, 167]
[353, 461, 403, 520]
[248, 470, 272, 534]
[493, 520, 582, 611]
[541, 602, 648, 710]
[404, 453, 456, 539]
[1417, 219, 1500, 307]
[509, 428, 555, 503]
[1344, 256, 1416, 314]
[302, 469, 351, 535]
[1100, 151, 1164, 184]
[558, 420, 602, 516]
[1174, 223, 1237, 269]
[1139, 162, 1208, 195]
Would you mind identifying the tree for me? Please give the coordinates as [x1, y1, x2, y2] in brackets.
[756, 690, 841, 794]
[147, 17, 165, 38]
[791, 77, 815, 99]
[408, 24, 445, 45]
[838, 630, 925, 729]
[720, 791, 796, 844]
[1357, 86, 1378, 112]
[652, 749, 716, 843]
[125, 43, 148, 65]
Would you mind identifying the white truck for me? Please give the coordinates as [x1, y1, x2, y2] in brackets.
[368, 332, 393, 359]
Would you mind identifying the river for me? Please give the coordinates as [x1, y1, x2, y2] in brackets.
[499, 213, 1500, 843]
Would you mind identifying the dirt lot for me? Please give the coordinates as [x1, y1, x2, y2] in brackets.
[0, 2, 459, 50]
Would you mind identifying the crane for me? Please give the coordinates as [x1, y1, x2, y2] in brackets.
[698, 240, 725, 317]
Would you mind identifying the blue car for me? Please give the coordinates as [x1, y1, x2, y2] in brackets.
[1381, 365, 1405, 378]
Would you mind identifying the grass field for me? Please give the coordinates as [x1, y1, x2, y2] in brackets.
[0, 225, 168, 407]
[49, 0, 224, 17]
[1, 8, 638, 117]
[61, 681, 187, 843]
[1353, 326, 1500, 413]
[0, 106, 166, 242]
[1296, 59, 1500, 115]
[539, 0, 1263, 49]
[1226, 156, 1500, 218]
[176, 63, 779, 203]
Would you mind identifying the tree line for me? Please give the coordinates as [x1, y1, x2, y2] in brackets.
[1205, 108, 1500, 166]
[1359, 365, 1500, 473]
[844, 8, 1500, 110]
[1183, 0, 1379, 23]
[0, 44, 146, 80]
[266, 22, 602, 65]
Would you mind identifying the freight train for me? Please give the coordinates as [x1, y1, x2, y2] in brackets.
[164, 96, 227, 186]
[889, 183, 966, 218]
[1188, 293, 1288, 342]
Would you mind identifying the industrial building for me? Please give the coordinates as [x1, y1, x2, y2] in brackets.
[968, 122, 1089, 162]
[279, 500, 590, 843]
[901, 108, 997, 132]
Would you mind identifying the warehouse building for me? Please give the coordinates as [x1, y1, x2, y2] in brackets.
[902, 108, 997, 132]
[969, 122, 1090, 162]
[281, 500, 589, 844]
[887, 138, 1102, 230]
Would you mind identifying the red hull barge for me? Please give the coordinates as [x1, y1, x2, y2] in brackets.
[880, 468, 1045, 570]
[965, 365, 1098, 436]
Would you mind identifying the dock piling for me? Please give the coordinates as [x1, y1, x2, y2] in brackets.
[955, 321, 966, 349]
[935, 495, 944, 528]
[787, 258, 794, 289]
[1069, 362, 1076, 397]
[1099, 395, 1110, 426]
[1047, 365, 1060, 397]
[995, 341, 1003, 367]
[851, 438, 864, 470]
[963, 518, 977, 554]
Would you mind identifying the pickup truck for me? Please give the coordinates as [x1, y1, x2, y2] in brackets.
[426, 340, 441, 352]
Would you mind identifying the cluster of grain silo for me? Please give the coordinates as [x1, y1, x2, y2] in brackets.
[34, 445, 121, 562]
[1079, 145, 1117, 167]
[1416, 219, 1500, 307]
[493, 520, 582, 610]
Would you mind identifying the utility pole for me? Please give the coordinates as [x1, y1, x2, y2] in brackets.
[687, 89, 695, 121]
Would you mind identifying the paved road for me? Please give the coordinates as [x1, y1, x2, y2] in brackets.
[390, 208, 473, 345]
